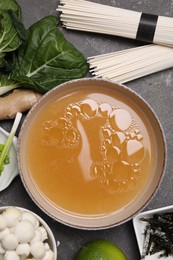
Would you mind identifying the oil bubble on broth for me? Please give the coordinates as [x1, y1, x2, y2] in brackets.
[26, 88, 153, 215]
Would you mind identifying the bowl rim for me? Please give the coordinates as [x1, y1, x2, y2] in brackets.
[0, 206, 57, 258]
[17, 78, 167, 230]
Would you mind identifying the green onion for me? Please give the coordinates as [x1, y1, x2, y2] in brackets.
[0, 144, 10, 172]
[0, 112, 22, 175]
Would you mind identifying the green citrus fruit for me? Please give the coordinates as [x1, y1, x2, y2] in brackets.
[75, 239, 127, 260]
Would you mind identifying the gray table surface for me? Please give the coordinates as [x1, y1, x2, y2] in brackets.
[1, 0, 173, 259]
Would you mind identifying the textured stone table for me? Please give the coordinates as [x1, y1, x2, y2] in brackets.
[1, 1, 173, 259]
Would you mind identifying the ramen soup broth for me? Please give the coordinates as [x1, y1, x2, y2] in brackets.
[25, 84, 156, 215]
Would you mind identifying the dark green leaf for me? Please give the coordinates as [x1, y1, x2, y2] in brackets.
[8, 10, 26, 41]
[10, 15, 89, 93]
[0, 11, 25, 53]
[0, 0, 21, 17]
[0, 0, 25, 69]
[0, 75, 17, 87]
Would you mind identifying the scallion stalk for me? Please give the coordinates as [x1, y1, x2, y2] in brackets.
[0, 112, 22, 175]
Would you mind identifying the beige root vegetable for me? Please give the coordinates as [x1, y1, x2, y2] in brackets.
[0, 89, 42, 120]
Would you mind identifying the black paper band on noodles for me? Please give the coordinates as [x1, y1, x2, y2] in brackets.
[136, 13, 158, 43]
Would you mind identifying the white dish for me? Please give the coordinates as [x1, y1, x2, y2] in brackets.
[133, 205, 173, 260]
[0, 127, 18, 191]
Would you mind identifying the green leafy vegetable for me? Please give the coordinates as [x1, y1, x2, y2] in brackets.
[0, 0, 26, 68]
[0, 75, 19, 95]
[0, 112, 22, 175]
[0, 15, 88, 95]
[0, 0, 22, 16]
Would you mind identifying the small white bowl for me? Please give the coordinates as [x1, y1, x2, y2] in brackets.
[0, 206, 57, 259]
[0, 127, 18, 191]
[133, 205, 173, 260]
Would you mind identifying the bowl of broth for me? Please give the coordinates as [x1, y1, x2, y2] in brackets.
[18, 78, 166, 229]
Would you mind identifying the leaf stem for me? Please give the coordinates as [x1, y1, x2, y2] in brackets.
[0, 85, 19, 96]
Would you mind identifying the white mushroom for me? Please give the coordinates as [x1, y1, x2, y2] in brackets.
[16, 243, 31, 258]
[1, 233, 18, 250]
[31, 230, 42, 244]
[0, 228, 10, 240]
[34, 219, 40, 229]
[4, 250, 20, 260]
[0, 208, 55, 259]
[42, 250, 55, 260]
[20, 256, 28, 260]
[30, 241, 46, 259]
[44, 242, 50, 251]
[38, 226, 48, 241]
[0, 215, 6, 231]
[14, 220, 34, 243]
[22, 212, 37, 227]
[0, 242, 5, 254]
[2, 207, 21, 228]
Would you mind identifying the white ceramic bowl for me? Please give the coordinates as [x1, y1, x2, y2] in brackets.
[18, 78, 166, 230]
[0, 127, 18, 191]
[0, 206, 57, 259]
[133, 205, 173, 260]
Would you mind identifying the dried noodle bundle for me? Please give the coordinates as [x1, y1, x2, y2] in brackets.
[57, 0, 173, 82]
[57, 0, 173, 47]
[88, 44, 173, 83]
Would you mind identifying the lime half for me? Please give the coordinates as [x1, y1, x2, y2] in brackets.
[75, 239, 127, 260]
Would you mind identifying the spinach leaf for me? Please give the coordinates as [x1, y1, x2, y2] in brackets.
[0, 11, 24, 53]
[9, 15, 88, 93]
[0, 75, 19, 96]
[0, 0, 22, 17]
[0, 0, 26, 68]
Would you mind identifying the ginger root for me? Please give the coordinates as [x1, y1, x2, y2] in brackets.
[0, 89, 42, 120]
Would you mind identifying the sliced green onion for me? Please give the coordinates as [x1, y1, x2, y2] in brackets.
[0, 112, 22, 175]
